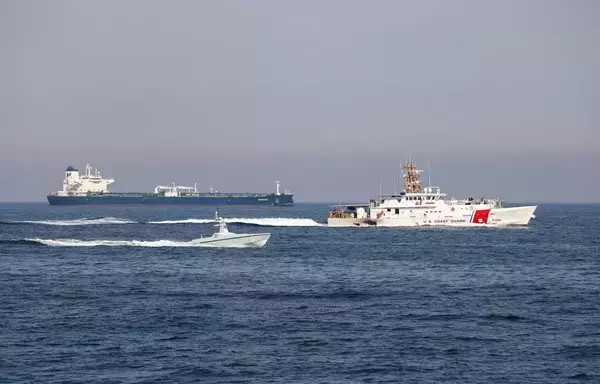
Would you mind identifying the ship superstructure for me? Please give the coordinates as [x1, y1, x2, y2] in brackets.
[47, 164, 294, 206]
[57, 164, 114, 196]
[328, 161, 536, 227]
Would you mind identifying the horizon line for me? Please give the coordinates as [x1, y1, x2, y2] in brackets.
[1, 200, 599, 205]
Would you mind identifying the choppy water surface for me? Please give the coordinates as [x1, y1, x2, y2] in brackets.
[1, 203, 599, 383]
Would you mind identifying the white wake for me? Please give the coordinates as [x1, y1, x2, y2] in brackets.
[18, 217, 136, 226]
[149, 217, 324, 227]
[15, 216, 324, 227]
[26, 237, 246, 248]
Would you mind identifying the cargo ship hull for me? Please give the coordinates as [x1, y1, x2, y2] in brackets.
[47, 193, 294, 206]
[47, 164, 294, 206]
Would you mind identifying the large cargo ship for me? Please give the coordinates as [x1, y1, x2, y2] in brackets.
[47, 164, 294, 206]
[327, 160, 536, 227]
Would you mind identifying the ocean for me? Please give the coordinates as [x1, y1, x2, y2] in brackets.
[1, 203, 599, 383]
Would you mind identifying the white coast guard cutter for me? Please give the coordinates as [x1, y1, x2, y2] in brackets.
[328, 161, 537, 227]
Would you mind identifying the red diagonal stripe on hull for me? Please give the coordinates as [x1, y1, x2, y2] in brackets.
[472, 209, 491, 224]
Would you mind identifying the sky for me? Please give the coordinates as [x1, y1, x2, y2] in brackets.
[1, 0, 598, 203]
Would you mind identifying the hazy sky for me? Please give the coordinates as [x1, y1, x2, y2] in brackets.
[1, 0, 598, 202]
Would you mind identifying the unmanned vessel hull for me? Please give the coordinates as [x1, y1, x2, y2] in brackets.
[194, 233, 271, 248]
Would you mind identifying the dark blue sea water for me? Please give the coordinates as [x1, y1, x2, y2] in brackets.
[1, 203, 599, 383]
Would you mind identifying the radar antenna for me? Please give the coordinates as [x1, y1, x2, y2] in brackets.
[402, 161, 424, 193]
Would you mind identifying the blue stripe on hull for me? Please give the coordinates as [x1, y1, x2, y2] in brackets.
[47, 194, 294, 206]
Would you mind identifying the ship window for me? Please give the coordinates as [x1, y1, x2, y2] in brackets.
[395, 209, 399, 214]
[387, 208, 391, 212]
